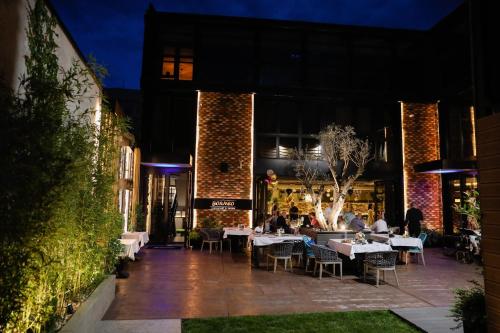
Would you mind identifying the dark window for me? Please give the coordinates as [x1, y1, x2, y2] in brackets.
[162, 47, 193, 81]
[278, 101, 299, 133]
[257, 136, 277, 158]
[301, 137, 321, 157]
[278, 137, 298, 159]
[302, 109, 320, 134]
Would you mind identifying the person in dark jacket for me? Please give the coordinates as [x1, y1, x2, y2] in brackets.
[276, 211, 291, 234]
[405, 202, 424, 237]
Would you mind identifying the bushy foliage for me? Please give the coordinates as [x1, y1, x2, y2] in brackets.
[0, 1, 125, 331]
[451, 281, 487, 332]
[199, 216, 220, 229]
[452, 189, 481, 230]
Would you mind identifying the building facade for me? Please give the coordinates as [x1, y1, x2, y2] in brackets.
[140, 4, 477, 240]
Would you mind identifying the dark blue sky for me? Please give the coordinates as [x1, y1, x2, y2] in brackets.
[51, 0, 463, 89]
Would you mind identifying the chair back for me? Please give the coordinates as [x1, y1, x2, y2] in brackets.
[200, 228, 222, 241]
[270, 241, 294, 257]
[291, 240, 305, 254]
[418, 232, 428, 246]
[365, 250, 398, 268]
[311, 244, 339, 261]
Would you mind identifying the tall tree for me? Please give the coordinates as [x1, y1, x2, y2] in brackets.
[294, 124, 372, 230]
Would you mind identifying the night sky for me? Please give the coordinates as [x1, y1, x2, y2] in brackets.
[51, 0, 464, 89]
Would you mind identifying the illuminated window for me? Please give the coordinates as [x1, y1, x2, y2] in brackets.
[119, 146, 134, 180]
[161, 47, 193, 81]
[162, 47, 176, 79]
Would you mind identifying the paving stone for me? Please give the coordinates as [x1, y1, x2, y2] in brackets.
[103, 247, 481, 321]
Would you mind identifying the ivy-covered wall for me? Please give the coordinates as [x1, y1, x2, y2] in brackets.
[0, 1, 124, 332]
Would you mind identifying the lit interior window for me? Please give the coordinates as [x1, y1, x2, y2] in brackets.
[161, 47, 193, 81]
[179, 48, 193, 81]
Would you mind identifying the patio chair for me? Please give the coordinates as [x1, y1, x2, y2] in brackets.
[303, 235, 316, 272]
[363, 250, 399, 287]
[267, 241, 294, 273]
[310, 244, 342, 280]
[199, 228, 223, 254]
[291, 240, 305, 266]
[405, 232, 427, 265]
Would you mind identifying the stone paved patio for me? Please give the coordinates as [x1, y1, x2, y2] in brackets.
[103, 247, 482, 320]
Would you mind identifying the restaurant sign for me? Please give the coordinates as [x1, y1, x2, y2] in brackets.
[194, 198, 252, 210]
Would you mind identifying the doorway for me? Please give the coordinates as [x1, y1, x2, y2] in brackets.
[143, 168, 192, 244]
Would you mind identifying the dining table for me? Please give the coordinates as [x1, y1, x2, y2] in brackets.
[327, 239, 393, 260]
[121, 231, 150, 248]
[250, 233, 303, 268]
[223, 227, 253, 238]
[119, 238, 140, 260]
[370, 234, 423, 249]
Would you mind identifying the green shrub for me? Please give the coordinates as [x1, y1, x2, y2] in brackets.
[0, 1, 125, 331]
[450, 281, 487, 332]
[135, 203, 145, 232]
[189, 230, 201, 241]
[199, 216, 220, 228]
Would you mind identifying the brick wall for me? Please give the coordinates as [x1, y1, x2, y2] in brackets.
[194, 92, 253, 226]
[401, 102, 443, 230]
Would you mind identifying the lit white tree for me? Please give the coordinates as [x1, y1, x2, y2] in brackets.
[293, 149, 328, 229]
[294, 124, 373, 230]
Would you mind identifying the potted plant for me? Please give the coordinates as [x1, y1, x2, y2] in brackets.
[452, 190, 481, 230]
[188, 229, 202, 249]
[450, 281, 487, 332]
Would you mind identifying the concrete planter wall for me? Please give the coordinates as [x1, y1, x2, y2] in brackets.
[60, 275, 115, 333]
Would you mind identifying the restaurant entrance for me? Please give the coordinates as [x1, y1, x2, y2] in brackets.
[142, 166, 192, 245]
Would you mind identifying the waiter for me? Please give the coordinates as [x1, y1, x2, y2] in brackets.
[405, 202, 424, 237]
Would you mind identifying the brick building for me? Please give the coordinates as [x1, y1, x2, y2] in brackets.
[140, 4, 478, 242]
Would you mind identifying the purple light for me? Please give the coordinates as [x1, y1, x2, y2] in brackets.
[420, 169, 475, 174]
[141, 162, 191, 168]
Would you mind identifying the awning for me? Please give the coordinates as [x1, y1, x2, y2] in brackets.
[414, 159, 477, 174]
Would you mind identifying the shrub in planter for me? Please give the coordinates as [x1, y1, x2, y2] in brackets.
[189, 230, 202, 249]
[450, 281, 487, 333]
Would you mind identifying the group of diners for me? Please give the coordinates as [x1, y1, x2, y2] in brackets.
[259, 203, 389, 235]
[258, 201, 425, 237]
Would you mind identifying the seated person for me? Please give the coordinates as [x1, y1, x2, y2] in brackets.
[349, 213, 366, 232]
[309, 212, 320, 229]
[289, 201, 299, 221]
[263, 214, 272, 232]
[371, 211, 389, 233]
[337, 215, 346, 230]
[254, 221, 264, 233]
[269, 211, 278, 232]
[276, 211, 291, 234]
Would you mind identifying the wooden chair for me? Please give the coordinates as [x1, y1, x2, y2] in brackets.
[364, 251, 400, 287]
[199, 228, 223, 254]
[310, 244, 343, 280]
[266, 242, 294, 273]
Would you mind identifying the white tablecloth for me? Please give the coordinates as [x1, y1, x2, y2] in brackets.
[370, 234, 423, 250]
[388, 235, 423, 249]
[122, 232, 149, 247]
[327, 239, 392, 260]
[223, 227, 253, 239]
[251, 234, 303, 246]
[120, 238, 140, 260]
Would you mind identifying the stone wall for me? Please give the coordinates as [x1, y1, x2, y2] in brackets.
[401, 102, 443, 230]
[194, 92, 253, 226]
